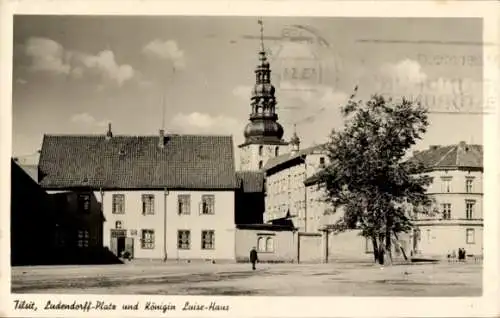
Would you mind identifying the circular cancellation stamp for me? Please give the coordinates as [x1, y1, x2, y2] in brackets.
[266, 24, 343, 102]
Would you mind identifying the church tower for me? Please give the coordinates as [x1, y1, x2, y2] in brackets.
[238, 19, 289, 171]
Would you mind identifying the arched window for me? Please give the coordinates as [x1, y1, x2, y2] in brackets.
[275, 146, 279, 157]
[266, 237, 274, 252]
[257, 237, 265, 252]
[258, 145, 263, 156]
[258, 160, 263, 169]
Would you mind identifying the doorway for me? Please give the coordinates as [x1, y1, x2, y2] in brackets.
[117, 237, 126, 257]
[110, 229, 127, 257]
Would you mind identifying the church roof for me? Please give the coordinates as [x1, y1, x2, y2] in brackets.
[38, 134, 238, 190]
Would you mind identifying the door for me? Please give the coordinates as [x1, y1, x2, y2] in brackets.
[117, 237, 126, 256]
[110, 229, 127, 257]
[125, 237, 134, 259]
[110, 237, 118, 256]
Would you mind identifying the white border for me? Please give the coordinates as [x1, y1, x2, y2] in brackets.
[1, 1, 499, 317]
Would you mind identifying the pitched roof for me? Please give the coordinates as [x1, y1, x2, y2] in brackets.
[408, 142, 483, 170]
[263, 144, 326, 173]
[38, 134, 238, 190]
[236, 171, 265, 193]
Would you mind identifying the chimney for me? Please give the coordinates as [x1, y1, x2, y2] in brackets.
[105, 123, 113, 140]
[158, 129, 165, 148]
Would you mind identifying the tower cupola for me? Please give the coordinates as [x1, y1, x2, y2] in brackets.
[242, 18, 286, 145]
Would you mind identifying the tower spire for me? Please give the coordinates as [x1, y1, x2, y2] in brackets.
[241, 18, 286, 146]
[258, 17, 265, 53]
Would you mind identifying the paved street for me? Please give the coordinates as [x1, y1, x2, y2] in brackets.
[11, 261, 482, 296]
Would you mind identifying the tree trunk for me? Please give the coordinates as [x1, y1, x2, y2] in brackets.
[371, 237, 379, 263]
[385, 230, 393, 266]
[378, 234, 385, 265]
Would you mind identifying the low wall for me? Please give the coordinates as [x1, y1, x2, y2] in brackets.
[298, 232, 322, 263]
[326, 230, 366, 260]
[235, 226, 296, 263]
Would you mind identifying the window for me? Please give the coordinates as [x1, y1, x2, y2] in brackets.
[257, 237, 266, 252]
[466, 178, 474, 193]
[115, 221, 122, 229]
[258, 160, 263, 169]
[466, 200, 475, 219]
[112, 194, 125, 214]
[466, 228, 475, 244]
[142, 194, 155, 215]
[78, 194, 91, 214]
[426, 229, 431, 241]
[77, 229, 89, 248]
[141, 229, 155, 249]
[258, 145, 263, 156]
[201, 230, 215, 249]
[275, 147, 279, 157]
[177, 230, 191, 249]
[201, 195, 215, 215]
[442, 203, 451, 220]
[257, 236, 274, 252]
[266, 237, 274, 252]
[441, 177, 452, 193]
[319, 157, 325, 167]
[178, 194, 191, 215]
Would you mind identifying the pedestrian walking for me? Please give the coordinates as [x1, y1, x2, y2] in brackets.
[250, 246, 258, 270]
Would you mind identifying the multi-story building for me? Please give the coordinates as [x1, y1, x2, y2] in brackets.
[263, 132, 329, 232]
[410, 141, 483, 257]
[304, 141, 484, 260]
[38, 128, 239, 261]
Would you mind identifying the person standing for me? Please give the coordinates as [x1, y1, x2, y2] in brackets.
[250, 246, 258, 270]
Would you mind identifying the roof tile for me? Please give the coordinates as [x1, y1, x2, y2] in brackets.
[410, 143, 483, 170]
[38, 134, 238, 190]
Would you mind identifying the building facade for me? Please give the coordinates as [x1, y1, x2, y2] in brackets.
[38, 130, 239, 261]
[263, 141, 329, 232]
[410, 142, 483, 257]
[303, 141, 484, 260]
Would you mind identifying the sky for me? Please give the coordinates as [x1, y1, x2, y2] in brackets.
[12, 16, 484, 165]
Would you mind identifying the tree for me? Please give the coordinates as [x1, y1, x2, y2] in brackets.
[318, 90, 433, 265]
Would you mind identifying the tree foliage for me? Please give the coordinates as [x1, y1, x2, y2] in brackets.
[319, 90, 433, 264]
